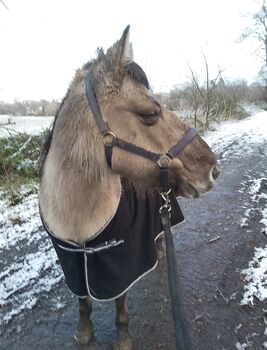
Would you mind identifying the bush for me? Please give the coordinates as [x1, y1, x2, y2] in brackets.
[0, 130, 48, 182]
[156, 79, 266, 130]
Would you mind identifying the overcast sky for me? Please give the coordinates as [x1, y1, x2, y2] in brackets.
[0, 0, 262, 102]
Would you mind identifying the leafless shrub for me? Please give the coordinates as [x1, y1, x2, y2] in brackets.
[156, 78, 265, 131]
[0, 100, 60, 116]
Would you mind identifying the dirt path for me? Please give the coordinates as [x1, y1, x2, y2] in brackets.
[1, 113, 267, 349]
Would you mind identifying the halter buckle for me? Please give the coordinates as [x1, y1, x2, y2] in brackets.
[102, 131, 116, 147]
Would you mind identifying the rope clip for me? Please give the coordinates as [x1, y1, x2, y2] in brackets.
[159, 188, 171, 214]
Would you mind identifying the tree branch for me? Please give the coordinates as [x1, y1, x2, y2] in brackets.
[0, 0, 9, 10]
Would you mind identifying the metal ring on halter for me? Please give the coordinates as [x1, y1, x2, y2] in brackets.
[102, 131, 116, 147]
[157, 154, 171, 168]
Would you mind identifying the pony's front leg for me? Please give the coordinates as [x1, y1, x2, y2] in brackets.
[114, 293, 133, 350]
[74, 297, 93, 345]
[156, 234, 165, 260]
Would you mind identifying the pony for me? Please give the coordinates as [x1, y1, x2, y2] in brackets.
[39, 26, 219, 350]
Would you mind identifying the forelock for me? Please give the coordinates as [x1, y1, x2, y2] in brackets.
[126, 62, 149, 89]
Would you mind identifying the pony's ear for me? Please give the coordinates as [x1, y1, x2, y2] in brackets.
[92, 26, 133, 95]
[105, 25, 133, 71]
[117, 25, 133, 68]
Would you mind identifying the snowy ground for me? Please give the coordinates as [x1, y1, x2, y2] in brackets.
[0, 111, 267, 349]
[0, 187, 63, 326]
[205, 112, 267, 308]
[204, 111, 267, 350]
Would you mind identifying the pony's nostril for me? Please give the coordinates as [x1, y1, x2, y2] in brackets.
[212, 165, 220, 180]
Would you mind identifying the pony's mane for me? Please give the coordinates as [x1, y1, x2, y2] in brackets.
[39, 95, 66, 176]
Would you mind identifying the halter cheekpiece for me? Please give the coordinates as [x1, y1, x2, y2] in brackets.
[84, 72, 198, 192]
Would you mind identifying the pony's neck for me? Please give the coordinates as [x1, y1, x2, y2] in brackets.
[39, 157, 121, 245]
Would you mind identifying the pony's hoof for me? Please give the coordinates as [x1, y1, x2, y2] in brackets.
[74, 332, 90, 345]
[114, 332, 133, 350]
[74, 326, 93, 345]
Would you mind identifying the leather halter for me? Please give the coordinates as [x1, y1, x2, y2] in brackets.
[84, 72, 198, 191]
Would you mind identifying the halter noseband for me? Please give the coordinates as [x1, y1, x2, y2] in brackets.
[84, 73, 198, 192]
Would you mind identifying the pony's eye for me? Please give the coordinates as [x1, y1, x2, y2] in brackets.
[146, 112, 157, 118]
[139, 111, 159, 125]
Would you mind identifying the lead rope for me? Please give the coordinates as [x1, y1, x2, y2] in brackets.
[159, 190, 192, 350]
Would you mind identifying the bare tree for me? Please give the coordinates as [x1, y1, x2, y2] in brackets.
[0, 0, 9, 10]
[186, 65, 204, 128]
[187, 54, 223, 129]
[239, 0, 267, 99]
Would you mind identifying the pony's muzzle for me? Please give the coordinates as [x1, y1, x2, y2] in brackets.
[211, 165, 220, 181]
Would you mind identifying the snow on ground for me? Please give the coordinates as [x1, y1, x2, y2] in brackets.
[205, 111, 267, 317]
[0, 111, 267, 328]
[241, 246, 267, 305]
[238, 172, 267, 347]
[0, 115, 54, 137]
[238, 175, 267, 230]
[204, 110, 267, 349]
[236, 172, 267, 308]
[204, 111, 267, 161]
[0, 187, 63, 325]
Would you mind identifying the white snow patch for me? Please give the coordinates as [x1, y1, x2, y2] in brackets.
[0, 188, 63, 325]
[236, 342, 248, 350]
[0, 249, 59, 302]
[0, 192, 42, 249]
[239, 178, 267, 307]
[241, 246, 267, 305]
[248, 178, 263, 197]
[260, 208, 267, 227]
[204, 111, 267, 161]
[238, 173, 267, 229]
[240, 208, 252, 228]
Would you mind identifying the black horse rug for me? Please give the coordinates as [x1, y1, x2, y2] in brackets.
[41, 187, 184, 301]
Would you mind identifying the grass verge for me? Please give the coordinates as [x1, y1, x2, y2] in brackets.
[0, 130, 48, 205]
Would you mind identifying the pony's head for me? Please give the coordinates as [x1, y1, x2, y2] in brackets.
[42, 26, 219, 198]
